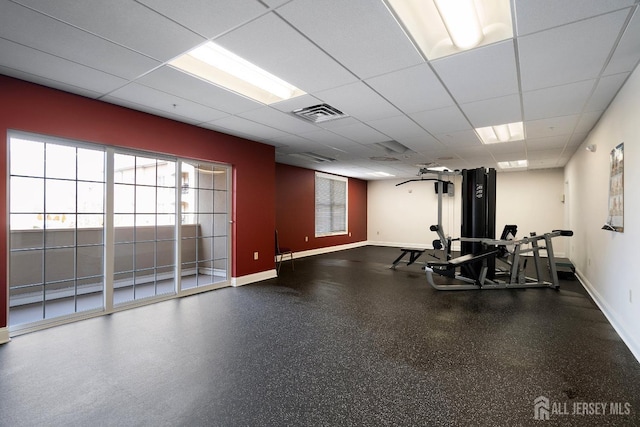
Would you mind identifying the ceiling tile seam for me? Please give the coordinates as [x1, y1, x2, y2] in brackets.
[555, 5, 637, 165]
[0, 35, 132, 89]
[514, 5, 636, 38]
[510, 9, 529, 166]
[8, 0, 185, 63]
[96, 75, 232, 119]
[356, 79, 445, 145]
[422, 56, 487, 152]
[0, 63, 102, 99]
[271, 9, 363, 84]
[5, 1, 176, 103]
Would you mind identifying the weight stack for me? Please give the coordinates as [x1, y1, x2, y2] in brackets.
[460, 167, 497, 281]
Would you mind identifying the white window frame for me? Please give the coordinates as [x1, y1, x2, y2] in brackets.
[315, 172, 348, 237]
[7, 131, 232, 335]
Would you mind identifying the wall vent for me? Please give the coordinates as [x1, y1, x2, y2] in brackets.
[292, 103, 348, 123]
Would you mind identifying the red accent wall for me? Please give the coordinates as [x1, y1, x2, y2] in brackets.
[275, 163, 367, 252]
[0, 76, 276, 329]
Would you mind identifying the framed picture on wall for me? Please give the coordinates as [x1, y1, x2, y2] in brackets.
[604, 142, 624, 232]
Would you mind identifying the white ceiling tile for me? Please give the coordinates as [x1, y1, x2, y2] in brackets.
[486, 142, 526, 156]
[216, 13, 357, 93]
[431, 40, 519, 104]
[575, 111, 603, 134]
[523, 80, 595, 121]
[296, 129, 357, 146]
[461, 94, 523, 128]
[604, 8, 640, 75]
[0, 38, 127, 95]
[270, 95, 322, 113]
[365, 115, 433, 142]
[410, 106, 471, 135]
[277, 0, 423, 79]
[366, 63, 455, 114]
[238, 107, 318, 134]
[315, 117, 361, 130]
[585, 73, 629, 112]
[518, 9, 630, 91]
[0, 1, 160, 79]
[0, 65, 102, 99]
[514, 0, 635, 36]
[14, 0, 205, 61]
[326, 123, 390, 144]
[526, 135, 570, 151]
[527, 149, 565, 159]
[435, 129, 482, 148]
[568, 132, 589, 147]
[104, 83, 229, 124]
[137, 66, 263, 114]
[137, 0, 267, 39]
[275, 142, 331, 155]
[207, 116, 289, 140]
[104, 96, 202, 124]
[316, 82, 400, 122]
[525, 115, 579, 139]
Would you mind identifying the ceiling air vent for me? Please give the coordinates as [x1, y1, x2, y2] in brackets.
[289, 152, 336, 163]
[292, 103, 348, 123]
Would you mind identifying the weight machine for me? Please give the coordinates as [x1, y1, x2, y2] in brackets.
[393, 167, 573, 290]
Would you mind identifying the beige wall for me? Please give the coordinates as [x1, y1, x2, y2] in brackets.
[565, 64, 640, 360]
[367, 168, 567, 255]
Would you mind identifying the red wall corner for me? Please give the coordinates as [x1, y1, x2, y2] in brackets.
[0, 75, 276, 329]
[275, 163, 367, 252]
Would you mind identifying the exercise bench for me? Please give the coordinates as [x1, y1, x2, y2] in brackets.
[390, 248, 426, 269]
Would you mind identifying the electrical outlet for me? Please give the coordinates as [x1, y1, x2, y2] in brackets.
[630, 289, 633, 304]
[253, 251, 259, 260]
[305, 236, 308, 242]
[349, 232, 352, 237]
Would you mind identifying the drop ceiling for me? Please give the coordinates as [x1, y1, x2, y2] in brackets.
[1, 0, 639, 179]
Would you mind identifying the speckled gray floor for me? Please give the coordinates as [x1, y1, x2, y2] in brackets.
[1, 246, 638, 426]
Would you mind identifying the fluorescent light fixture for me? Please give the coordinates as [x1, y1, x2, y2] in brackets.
[433, 0, 483, 49]
[170, 42, 305, 105]
[476, 122, 524, 144]
[384, 0, 513, 59]
[368, 172, 395, 177]
[497, 159, 528, 169]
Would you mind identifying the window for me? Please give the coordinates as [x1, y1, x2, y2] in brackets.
[8, 132, 231, 331]
[315, 172, 348, 237]
[9, 136, 106, 323]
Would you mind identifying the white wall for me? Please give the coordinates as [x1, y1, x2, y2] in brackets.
[565, 65, 640, 361]
[367, 168, 567, 255]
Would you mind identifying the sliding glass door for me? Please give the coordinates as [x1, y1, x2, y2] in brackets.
[8, 132, 231, 330]
[9, 136, 105, 324]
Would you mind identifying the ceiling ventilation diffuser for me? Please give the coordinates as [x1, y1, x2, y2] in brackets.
[292, 103, 348, 123]
[288, 152, 336, 163]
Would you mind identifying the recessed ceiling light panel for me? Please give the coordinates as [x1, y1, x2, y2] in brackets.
[385, 0, 513, 60]
[497, 159, 528, 169]
[170, 42, 305, 105]
[476, 121, 524, 144]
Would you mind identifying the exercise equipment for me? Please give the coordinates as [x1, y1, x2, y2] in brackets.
[392, 166, 574, 290]
[425, 229, 574, 290]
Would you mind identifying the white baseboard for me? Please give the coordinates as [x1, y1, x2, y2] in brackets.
[232, 269, 277, 287]
[0, 327, 10, 345]
[575, 268, 640, 364]
[287, 241, 369, 260]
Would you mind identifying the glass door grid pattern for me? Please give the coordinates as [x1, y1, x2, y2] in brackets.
[113, 153, 177, 305]
[8, 133, 231, 329]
